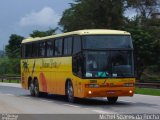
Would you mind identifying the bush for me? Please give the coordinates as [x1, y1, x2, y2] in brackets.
[0, 57, 20, 76]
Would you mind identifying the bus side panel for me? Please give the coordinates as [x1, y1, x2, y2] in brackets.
[21, 59, 33, 90]
[55, 57, 72, 95]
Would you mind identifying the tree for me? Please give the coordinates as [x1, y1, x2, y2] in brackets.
[59, 0, 125, 32]
[0, 57, 20, 75]
[125, 24, 155, 79]
[126, 0, 160, 19]
[5, 34, 24, 58]
[30, 28, 57, 38]
[148, 19, 160, 70]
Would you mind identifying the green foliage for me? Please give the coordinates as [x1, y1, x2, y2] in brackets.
[126, 0, 160, 19]
[5, 34, 24, 58]
[124, 15, 160, 79]
[126, 27, 155, 79]
[1, 1, 159, 81]
[30, 28, 57, 38]
[59, 0, 125, 32]
[0, 50, 4, 57]
[145, 19, 160, 62]
[1, 28, 57, 76]
[136, 88, 160, 96]
[0, 57, 20, 75]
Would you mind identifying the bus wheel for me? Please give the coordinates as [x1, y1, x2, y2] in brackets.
[29, 81, 35, 96]
[67, 81, 74, 103]
[34, 80, 47, 97]
[107, 97, 118, 103]
[34, 80, 40, 97]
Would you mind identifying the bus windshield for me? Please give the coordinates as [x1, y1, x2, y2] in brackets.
[83, 51, 134, 78]
[82, 35, 133, 49]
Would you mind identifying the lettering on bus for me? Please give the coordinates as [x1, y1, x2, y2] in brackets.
[41, 59, 61, 68]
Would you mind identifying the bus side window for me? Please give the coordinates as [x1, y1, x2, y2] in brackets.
[21, 44, 25, 58]
[39, 41, 46, 57]
[73, 53, 84, 77]
[32, 42, 38, 57]
[46, 40, 54, 57]
[25, 43, 32, 58]
[55, 39, 63, 56]
[64, 37, 72, 55]
[73, 36, 81, 54]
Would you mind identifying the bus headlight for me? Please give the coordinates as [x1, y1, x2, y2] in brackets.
[124, 83, 134, 87]
[85, 84, 99, 88]
[88, 91, 92, 94]
[129, 90, 133, 93]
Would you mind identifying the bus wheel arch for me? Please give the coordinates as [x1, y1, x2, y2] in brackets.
[28, 77, 32, 89]
[107, 97, 118, 103]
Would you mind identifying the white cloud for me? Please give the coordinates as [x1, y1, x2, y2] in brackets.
[19, 7, 60, 27]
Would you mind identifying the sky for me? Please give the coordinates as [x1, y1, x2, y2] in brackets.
[0, 0, 73, 50]
[0, 0, 136, 50]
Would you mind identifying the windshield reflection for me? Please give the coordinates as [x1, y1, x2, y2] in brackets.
[82, 35, 133, 49]
[83, 51, 134, 78]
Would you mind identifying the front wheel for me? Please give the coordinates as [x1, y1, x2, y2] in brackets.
[67, 81, 74, 103]
[107, 97, 118, 103]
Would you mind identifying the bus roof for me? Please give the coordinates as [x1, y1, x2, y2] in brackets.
[22, 29, 131, 43]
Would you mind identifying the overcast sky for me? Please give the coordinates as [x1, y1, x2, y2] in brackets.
[0, 0, 73, 50]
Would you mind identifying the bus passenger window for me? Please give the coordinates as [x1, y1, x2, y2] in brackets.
[32, 42, 38, 57]
[21, 44, 25, 58]
[46, 40, 54, 57]
[55, 39, 63, 56]
[64, 37, 72, 55]
[25, 43, 32, 58]
[39, 41, 46, 57]
[73, 36, 81, 54]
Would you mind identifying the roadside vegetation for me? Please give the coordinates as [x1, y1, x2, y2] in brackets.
[0, 79, 19, 83]
[0, 0, 160, 84]
[136, 88, 160, 96]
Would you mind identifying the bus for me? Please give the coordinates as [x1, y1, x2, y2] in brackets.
[21, 29, 135, 103]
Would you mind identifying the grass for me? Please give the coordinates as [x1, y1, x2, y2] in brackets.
[136, 88, 160, 96]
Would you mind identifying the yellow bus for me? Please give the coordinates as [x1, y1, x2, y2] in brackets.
[21, 29, 135, 103]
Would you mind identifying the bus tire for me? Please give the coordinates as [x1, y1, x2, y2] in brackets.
[34, 79, 41, 97]
[66, 81, 74, 103]
[29, 80, 35, 96]
[107, 97, 118, 103]
[34, 79, 47, 97]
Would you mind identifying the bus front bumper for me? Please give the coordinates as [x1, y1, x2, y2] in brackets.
[82, 87, 135, 98]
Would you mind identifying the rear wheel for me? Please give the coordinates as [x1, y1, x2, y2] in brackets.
[29, 81, 35, 96]
[107, 97, 118, 103]
[34, 80, 40, 97]
[34, 80, 48, 97]
[66, 81, 74, 103]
